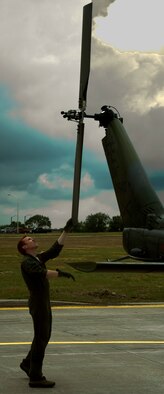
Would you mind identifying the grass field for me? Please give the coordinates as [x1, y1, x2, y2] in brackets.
[0, 232, 164, 305]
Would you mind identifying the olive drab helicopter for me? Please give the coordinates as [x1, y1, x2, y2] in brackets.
[61, 2, 164, 273]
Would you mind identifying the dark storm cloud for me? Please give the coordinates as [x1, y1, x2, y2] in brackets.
[0, 85, 72, 193]
[0, 116, 72, 188]
[0, 84, 113, 200]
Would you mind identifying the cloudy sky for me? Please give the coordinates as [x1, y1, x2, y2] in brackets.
[0, 0, 164, 228]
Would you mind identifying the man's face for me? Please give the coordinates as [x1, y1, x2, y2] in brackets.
[22, 236, 38, 252]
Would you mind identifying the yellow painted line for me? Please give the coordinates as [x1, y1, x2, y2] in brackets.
[0, 342, 31, 346]
[0, 307, 28, 311]
[1, 304, 164, 311]
[1, 340, 164, 346]
[49, 340, 164, 345]
[51, 304, 164, 310]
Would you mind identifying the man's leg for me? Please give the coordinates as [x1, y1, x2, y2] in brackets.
[29, 310, 52, 380]
[20, 310, 52, 378]
[28, 310, 55, 387]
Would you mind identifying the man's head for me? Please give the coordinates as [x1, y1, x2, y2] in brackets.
[17, 236, 38, 256]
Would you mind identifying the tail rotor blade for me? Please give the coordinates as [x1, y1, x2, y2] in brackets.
[72, 2, 93, 225]
[72, 122, 84, 224]
[79, 2, 93, 110]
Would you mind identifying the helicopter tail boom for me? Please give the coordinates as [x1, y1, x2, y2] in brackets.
[102, 117, 164, 228]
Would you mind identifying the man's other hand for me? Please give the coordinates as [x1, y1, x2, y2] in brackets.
[56, 269, 75, 281]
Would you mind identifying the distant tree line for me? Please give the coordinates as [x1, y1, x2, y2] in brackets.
[74, 213, 123, 232]
[0, 213, 123, 233]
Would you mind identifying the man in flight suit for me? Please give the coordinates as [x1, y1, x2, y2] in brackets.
[17, 218, 74, 388]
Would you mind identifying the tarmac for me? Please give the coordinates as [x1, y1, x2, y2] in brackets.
[1, 301, 164, 393]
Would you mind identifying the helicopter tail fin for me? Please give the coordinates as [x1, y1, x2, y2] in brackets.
[102, 118, 164, 228]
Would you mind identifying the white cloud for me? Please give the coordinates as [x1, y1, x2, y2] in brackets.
[38, 171, 94, 194]
[81, 172, 94, 191]
[38, 174, 55, 190]
[93, 0, 115, 18]
[32, 55, 60, 65]
[79, 190, 119, 220]
[94, 0, 164, 52]
[0, 0, 88, 137]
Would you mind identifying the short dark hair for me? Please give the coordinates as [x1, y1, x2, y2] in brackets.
[17, 236, 27, 255]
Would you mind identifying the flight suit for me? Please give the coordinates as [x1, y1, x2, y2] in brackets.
[21, 240, 63, 380]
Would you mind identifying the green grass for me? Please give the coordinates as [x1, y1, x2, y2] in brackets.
[0, 232, 164, 304]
